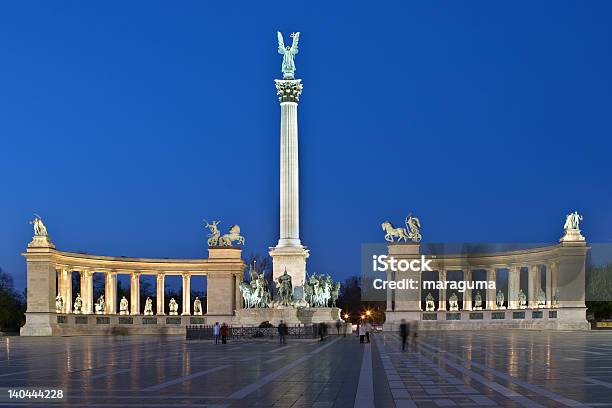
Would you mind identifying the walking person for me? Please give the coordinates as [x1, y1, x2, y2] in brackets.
[319, 322, 327, 341]
[335, 320, 341, 336]
[365, 321, 372, 343]
[220, 322, 228, 344]
[399, 319, 409, 351]
[213, 322, 220, 344]
[358, 323, 365, 343]
[278, 320, 287, 345]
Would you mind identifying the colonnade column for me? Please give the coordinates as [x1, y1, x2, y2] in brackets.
[56, 268, 63, 311]
[82, 270, 93, 314]
[130, 273, 140, 315]
[508, 266, 520, 309]
[182, 273, 191, 315]
[105, 272, 117, 314]
[62, 268, 72, 313]
[550, 262, 558, 307]
[486, 268, 496, 310]
[545, 264, 552, 308]
[438, 269, 447, 311]
[528, 264, 538, 308]
[156, 273, 165, 315]
[463, 268, 472, 310]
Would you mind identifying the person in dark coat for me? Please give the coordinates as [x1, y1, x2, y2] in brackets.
[399, 319, 409, 351]
[278, 320, 287, 345]
[220, 322, 228, 344]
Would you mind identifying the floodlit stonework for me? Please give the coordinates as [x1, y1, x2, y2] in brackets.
[382, 222, 590, 331]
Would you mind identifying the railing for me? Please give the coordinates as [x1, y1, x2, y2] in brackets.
[186, 324, 344, 340]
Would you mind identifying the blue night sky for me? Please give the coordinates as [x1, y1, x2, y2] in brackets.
[1, 2, 611, 290]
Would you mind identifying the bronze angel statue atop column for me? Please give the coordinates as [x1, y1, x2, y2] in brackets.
[277, 31, 300, 79]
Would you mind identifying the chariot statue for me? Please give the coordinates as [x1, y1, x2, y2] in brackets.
[168, 298, 179, 315]
[277, 31, 300, 80]
[204, 220, 245, 246]
[193, 297, 202, 315]
[537, 288, 546, 308]
[496, 290, 505, 309]
[425, 292, 435, 311]
[474, 291, 483, 310]
[518, 289, 527, 309]
[119, 296, 129, 315]
[94, 295, 105, 314]
[449, 292, 459, 311]
[55, 294, 64, 313]
[381, 214, 422, 243]
[144, 297, 154, 315]
[30, 214, 49, 237]
[73, 293, 83, 314]
[277, 270, 293, 307]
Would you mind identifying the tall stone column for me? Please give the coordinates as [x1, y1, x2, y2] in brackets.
[528, 265, 539, 308]
[62, 268, 72, 314]
[438, 269, 447, 311]
[105, 272, 117, 314]
[486, 268, 497, 309]
[508, 266, 520, 309]
[130, 273, 140, 315]
[550, 261, 558, 307]
[463, 268, 472, 311]
[156, 273, 165, 315]
[82, 270, 94, 314]
[182, 273, 191, 315]
[269, 78, 309, 288]
[545, 264, 553, 308]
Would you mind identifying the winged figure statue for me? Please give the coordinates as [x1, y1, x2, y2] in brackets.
[277, 31, 300, 79]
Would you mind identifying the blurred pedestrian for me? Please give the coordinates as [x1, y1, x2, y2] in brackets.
[278, 320, 287, 345]
[358, 323, 365, 343]
[220, 322, 228, 344]
[399, 319, 409, 351]
[213, 322, 220, 344]
[365, 321, 372, 343]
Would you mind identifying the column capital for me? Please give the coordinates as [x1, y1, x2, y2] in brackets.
[131, 272, 141, 278]
[275, 79, 303, 103]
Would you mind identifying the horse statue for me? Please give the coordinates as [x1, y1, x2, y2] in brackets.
[330, 282, 341, 307]
[381, 214, 422, 243]
[239, 282, 255, 308]
[220, 225, 245, 246]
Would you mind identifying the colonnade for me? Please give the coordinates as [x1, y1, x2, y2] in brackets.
[56, 269, 244, 315]
[387, 257, 565, 312]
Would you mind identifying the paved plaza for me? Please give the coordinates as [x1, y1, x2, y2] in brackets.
[0, 331, 611, 407]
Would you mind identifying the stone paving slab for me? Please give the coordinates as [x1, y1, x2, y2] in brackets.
[0, 331, 611, 406]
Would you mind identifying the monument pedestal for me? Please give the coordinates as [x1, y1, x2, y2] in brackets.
[233, 307, 342, 326]
[269, 245, 309, 287]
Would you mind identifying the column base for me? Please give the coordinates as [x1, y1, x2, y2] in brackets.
[20, 312, 60, 336]
[269, 244, 309, 287]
